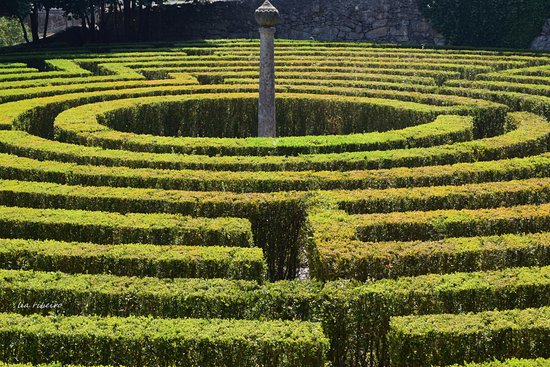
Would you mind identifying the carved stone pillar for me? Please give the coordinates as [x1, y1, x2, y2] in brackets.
[255, 0, 280, 138]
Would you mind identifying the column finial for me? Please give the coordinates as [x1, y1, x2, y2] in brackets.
[255, 0, 280, 28]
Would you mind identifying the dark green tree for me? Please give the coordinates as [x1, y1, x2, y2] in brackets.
[1, 0, 166, 45]
[418, 0, 550, 48]
[0, 0, 32, 43]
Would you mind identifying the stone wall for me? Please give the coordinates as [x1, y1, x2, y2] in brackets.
[145, 0, 445, 45]
[101, 0, 550, 49]
[532, 19, 550, 51]
[32, 9, 80, 37]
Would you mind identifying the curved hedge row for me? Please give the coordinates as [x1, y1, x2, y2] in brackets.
[389, 307, 550, 367]
[0, 205, 253, 247]
[55, 99, 473, 156]
[1, 264, 550, 366]
[0, 312, 328, 367]
[452, 359, 550, 367]
[0, 40, 549, 367]
[0, 238, 266, 281]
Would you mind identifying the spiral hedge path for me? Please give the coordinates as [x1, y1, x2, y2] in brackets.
[0, 40, 550, 366]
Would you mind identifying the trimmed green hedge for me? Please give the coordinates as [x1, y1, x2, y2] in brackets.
[309, 187, 550, 280]
[477, 72, 550, 86]
[441, 86, 550, 124]
[311, 232, 550, 281]
[0, 269, 268, 318]
[310, 203, 550, 246]
[35, 110, 550, 173]
[0, 313, 329, 367]
[0, 40, 549, 367]
[0, 178, 303, 280]
[0, 238, 266, 281]
[1, 84, 259, 134]
[275, 84, 508, 138]
[96, 93, 439, 138]
[0, 363, 112, 367]
[0, 99, 518, 173]
[53, 104, 473, 156]
[204, 68, 452, 84]
[330, 178, 550, 214]
[153, 64, 466, 83]
[0, 70, 435, 105]
[451, 358, 550, 367]
[0, 60, 92, 83]
[0, 75, 198, 105]
[388, 306, 550, 367]
[0, 77, 508, 140]
[2, 152, 550, 193]
[7, 177, 550, 280]
[0, 205, 253, 247]
[445, 79, 550, 98]
[444, 87, 550, 127]
[351, 203, 550, 242]
[3, 265, 550, 367]
[324, 266, 550, 366]
[19, 112, 549, 171]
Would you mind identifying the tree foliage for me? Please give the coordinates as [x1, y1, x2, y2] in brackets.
[417, 0, 550, 48]
[0, 0, 165, 45]
[0, 17, 28, 46]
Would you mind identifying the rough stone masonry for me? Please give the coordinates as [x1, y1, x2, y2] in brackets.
[532, 19, 550, 51]
[159, 0, 445, 45]
[144, 0, 549, 50]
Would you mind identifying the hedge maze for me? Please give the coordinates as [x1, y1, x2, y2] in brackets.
[0, 40, 549, 366]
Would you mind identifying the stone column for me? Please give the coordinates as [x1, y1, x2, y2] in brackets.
[255, 0, 280, 138]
